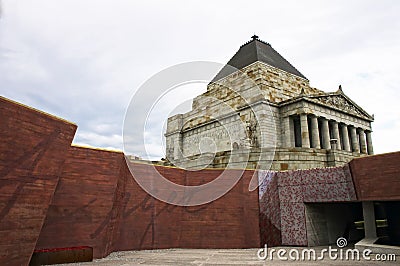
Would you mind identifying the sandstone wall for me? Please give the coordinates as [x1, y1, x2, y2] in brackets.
[207, 62, 318, 103]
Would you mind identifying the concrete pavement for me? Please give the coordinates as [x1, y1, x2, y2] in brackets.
[61, 246, 398, 265]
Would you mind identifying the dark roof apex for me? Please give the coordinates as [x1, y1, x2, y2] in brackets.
[241, 35, 270, 47]
[212, 35, 307, 82]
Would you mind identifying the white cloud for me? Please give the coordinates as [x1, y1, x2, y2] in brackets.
[0, 0, 399, 158]
[74, 131, 122, 151]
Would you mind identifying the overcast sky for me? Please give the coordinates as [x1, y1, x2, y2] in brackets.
[1, 0, 399, 158]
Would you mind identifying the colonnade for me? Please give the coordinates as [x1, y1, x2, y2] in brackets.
[283, 114, 373, 154]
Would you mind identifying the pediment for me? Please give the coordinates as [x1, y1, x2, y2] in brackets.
[310, 94, 372, 120]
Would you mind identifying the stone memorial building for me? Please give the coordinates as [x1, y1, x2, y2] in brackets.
[165, 36, 374, 170]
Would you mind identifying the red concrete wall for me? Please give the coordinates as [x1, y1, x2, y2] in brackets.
[114, 164, 187, 251]
[182, 169, 259, 248]
[36, 158, 261, 258]
[0, 97, 76, 266]
[0, 97, 261, 262]
[115, 165, 260, 251]
[349, 151, 400, 201]
[35, 146, 129, 258]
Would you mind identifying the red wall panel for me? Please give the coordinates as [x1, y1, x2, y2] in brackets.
[37, 158, 261, 258]
[349, 152, 400, 201]
[115, 164, 260, 251]
[35, 146, 129, 259]
[0, 97, 76, 266]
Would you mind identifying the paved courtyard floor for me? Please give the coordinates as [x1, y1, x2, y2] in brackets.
[63, 246, 398, 265]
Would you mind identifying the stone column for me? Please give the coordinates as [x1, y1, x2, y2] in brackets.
[362, 201, 377, 239]
[283, 116, 292, 148]
[350, 126, 360, 153]
[341, 124, 351, 152]
[310, 115, 320, 149]
[358, 129, 367, 154]
[289, 117, 295, 147]
[300, 114, 310, 148]
[174, 132, 183, 159]
[366, 131, 374, 155]
[321, 118, 331, 149]
[331, 121, 341, 150]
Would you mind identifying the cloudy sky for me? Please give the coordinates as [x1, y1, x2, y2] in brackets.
[1, 0, 399, 158]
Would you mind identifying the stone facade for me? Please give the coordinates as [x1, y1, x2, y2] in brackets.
[164, 36, 374, 170]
